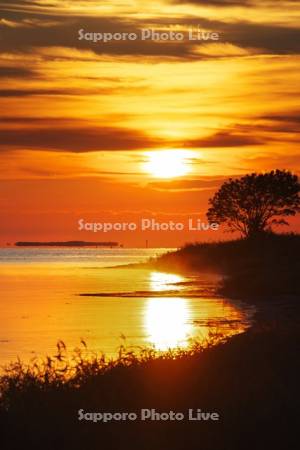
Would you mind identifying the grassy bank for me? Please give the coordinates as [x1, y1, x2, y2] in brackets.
[0, 301, 299, 450]
[150, 233, 300, 298]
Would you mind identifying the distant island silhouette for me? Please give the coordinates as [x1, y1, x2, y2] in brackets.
[15, 241, 119, 247]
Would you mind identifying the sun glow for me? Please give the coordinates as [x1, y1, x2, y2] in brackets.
[143, 150, 192, 178]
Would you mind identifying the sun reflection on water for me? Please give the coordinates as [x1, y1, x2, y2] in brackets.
[144, 297, 192, 351]
[149, 271, 184, 291]
[144, 271, 192, 350]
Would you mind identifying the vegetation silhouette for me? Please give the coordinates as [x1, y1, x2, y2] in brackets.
[151, 233, 300, 297]
[1, 306, 299, 450]
[207, 170, 300, 238]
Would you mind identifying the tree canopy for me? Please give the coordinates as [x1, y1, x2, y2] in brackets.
[207, 170, 300, 238]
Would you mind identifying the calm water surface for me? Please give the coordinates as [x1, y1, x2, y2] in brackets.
[0, 248, 254, 366]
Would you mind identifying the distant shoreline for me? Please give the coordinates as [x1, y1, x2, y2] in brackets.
[14, 241, 119, 247]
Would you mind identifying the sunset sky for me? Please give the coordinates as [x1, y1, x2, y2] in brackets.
[0, 0, 300, 246]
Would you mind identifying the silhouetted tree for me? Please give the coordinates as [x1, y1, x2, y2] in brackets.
[207, 170, 300, 238]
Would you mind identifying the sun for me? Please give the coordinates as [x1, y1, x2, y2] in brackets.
[143, 149, 192, 179]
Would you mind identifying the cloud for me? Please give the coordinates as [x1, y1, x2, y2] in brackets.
[1, 6, 300, 59]
[0, 1, 56, 10]
[220, 22, 300, 55]
[194, 42, 258, 57]
[0, 87, 118, 96]
[240, 152, 300, 172]
[232, 112, 300, 136]
[183, 113, 300, 151]
[173, 0, 252, 5]
[148, 177, 226, 191]
[260, 112, 300, 125]
[0, 122, 163, 151]
[0, 66, 38, 78]
[183, 131, 263, 148]
[173, 0, 299, 7]
[0, 14, 193, 58]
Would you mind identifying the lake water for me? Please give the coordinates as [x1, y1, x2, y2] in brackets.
[0, 248, 254, 367]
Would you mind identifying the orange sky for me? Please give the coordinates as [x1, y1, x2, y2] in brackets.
[0, 0, 300, 246]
